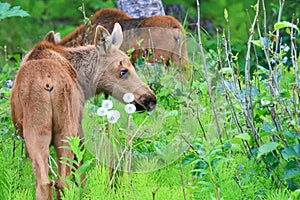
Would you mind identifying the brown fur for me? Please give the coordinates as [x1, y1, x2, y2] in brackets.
[59, 8, 189, 69]
[10, 24, 156, 200]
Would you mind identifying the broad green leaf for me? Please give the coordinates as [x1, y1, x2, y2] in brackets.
[283, 130, 300, 139]
[284, 161, 300, 180]
[0, 2, 29, 20]
[281, 146, 297, 160]
[235, 133, 251, 141]
[274, 21, 299, 32]
[251, 40, 263, 48]
[257, 142, 279, 158]
[220, 67, 233, 75]
[294, 143, 300, 155]
[181, 154, 195, 166]
[260, 122, 275, 137]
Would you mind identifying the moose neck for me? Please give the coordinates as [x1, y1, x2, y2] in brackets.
[65, 46, 103, 101]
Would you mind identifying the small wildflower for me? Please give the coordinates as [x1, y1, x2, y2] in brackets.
[280, 44, 290, 52]
[102, 100, 113, 109]
[97, 107, 108, 116]
[270, 59, 276, 65]
[124, 104, 136, 114]
[282, 56, 288, 64]
[5, 80, 13, 88]
[123, 93, 135, 103]
[261, 99, 271, 106]
[107, 110, 120, 124]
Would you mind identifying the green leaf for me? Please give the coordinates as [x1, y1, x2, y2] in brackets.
[235, 133, 251, 141]
[284, 167, 300, 180]
[60, 161, 77, 171]
[181, 154, 195, 166]
[294, 143, 300, 155]
[0, 2, 30, 21]
[283, 130, 300, 139]
[281, 146, 297, 161]
[198, 181, 215, 189]
[274, 21, 299, 32]
[224, 8, 228, 20]
[251, 40, 263, 48]
[220, 67, 233, 75]
[80, 160, 93, 175]
[257, 142, 279, 158]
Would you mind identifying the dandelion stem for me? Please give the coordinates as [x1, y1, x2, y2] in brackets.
[110, 114, 150, 186]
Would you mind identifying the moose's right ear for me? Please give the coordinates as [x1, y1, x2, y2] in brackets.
[44, 31, 61, 44]
[94, 25, 112, 54]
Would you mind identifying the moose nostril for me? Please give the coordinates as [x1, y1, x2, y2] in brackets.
[147, 101, 156, 112]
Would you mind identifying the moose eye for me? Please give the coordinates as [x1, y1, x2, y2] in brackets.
[119, 70, 129, 79]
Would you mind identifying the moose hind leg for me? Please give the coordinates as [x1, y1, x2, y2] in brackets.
[25, 128, 52, 200]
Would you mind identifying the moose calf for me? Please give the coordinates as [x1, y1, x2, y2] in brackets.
[10, 23, 156, 200]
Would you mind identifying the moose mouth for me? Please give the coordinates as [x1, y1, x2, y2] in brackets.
[133, 99, 156, 112]
[104, 93, 156, 112]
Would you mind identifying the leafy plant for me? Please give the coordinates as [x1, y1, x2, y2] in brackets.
[0, 2, 29, 21]
[60, 136, 93, 200]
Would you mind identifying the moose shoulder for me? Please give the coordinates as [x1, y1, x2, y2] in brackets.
[10, 23, 156, 200]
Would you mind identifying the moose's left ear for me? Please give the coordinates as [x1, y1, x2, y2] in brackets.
[94, 25, 112, 54]
[111, 23, 123, 49]
[44, 31, 61, 44]
[44, 31, 55, 43]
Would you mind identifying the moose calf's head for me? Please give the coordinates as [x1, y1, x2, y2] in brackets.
[93, 23, 156, 111]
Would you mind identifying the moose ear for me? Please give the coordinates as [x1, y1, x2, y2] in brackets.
[44, 31, 56, 43]
[94, 25, 112, 54]
[44, 31, 61, 44]
[111, 23, 123, 49]
[54, 32, 61, 44]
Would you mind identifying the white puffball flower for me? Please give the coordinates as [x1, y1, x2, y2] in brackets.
[124, 104, 136, 114]
[97, 107, 108, 116]
[107, 110, 121, 124]
[123, 93, 135, 103]
[102, 100, 113, 110]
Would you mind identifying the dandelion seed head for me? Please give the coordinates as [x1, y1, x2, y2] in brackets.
[107, 110, 120, 124]
[123, 93, 135, 103]
[124, 104, 136, 114]
[102, 100, 113, 109]
[97, 107, 108, 116]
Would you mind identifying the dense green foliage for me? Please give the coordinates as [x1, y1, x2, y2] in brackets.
[0, 0, 300, 199]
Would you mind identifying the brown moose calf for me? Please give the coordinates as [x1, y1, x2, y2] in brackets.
[58, 8, 189, 69]
[10, 23, 156, 200]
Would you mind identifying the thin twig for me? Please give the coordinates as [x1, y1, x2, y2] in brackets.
[178, 150, 187, 200]
[110, 114, 150, 186]
[81, 0, 89, 45]
[196, 0, 223, 145]
[130, 182, 138, 200]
